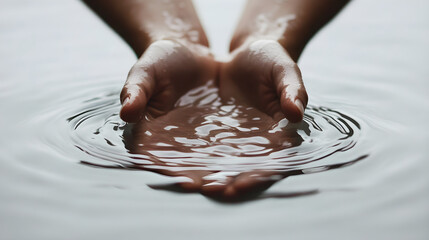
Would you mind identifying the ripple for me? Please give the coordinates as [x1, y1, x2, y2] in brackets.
[65, 82, 367, 176]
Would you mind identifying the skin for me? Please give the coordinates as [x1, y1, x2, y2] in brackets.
[122, 105, 305, 201]
[119, 39, 216, 121]
[83, 0, 217, 122]
[83, 0, 349, 201]
[220, 39, 308, 122]
[221, 0, 350, 122]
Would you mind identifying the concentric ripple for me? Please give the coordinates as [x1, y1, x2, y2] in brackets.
[66, 82, 367, 176]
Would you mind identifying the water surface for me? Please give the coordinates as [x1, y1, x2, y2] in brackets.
[0, 0, 428, 239]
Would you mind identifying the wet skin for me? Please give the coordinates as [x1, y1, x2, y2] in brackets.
[122, 105, 306, 202]
[220, 39, 308, 123]
[117, 19, 308, 201]
[119, 39, 217, 122]
[119, 106, 366, 202]
[83, 0, 349, 201]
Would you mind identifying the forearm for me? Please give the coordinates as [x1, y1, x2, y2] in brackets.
[230, 0, 349, 61]
[83, 0, 208, 56]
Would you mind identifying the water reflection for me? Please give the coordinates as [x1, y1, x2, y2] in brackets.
[68, 82, 367, 202]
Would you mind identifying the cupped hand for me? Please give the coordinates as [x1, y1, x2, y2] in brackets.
[120, 39, 217, 122]
[220, 39, 308, 122]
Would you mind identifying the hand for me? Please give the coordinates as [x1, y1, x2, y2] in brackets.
[220, 39, 308, 122]
[120, 39, 217, 122]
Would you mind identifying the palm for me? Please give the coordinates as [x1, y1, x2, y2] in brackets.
[120, 40, 217, 122]
[220, 40, 308, 122]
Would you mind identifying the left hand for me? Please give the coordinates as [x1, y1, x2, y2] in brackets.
[120, 39, 217, 122]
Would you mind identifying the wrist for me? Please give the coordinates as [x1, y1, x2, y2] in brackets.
[131, 28, 209, 57]
[148, 29, 208, 47]
[230, 33, 305, 62]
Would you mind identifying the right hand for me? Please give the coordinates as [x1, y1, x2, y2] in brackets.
[220, 39, 308, 122]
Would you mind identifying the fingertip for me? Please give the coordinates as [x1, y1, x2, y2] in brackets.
[201, 183, 227, 197]
[294, 99, 305, 117]
[178, 180, 202, 192]
[121, 96, 130, 106]
[280, 97, 305, 123]
[223, 185, 237, 199]
[274, 63, 307, 123]
[119, 95, 145, 123]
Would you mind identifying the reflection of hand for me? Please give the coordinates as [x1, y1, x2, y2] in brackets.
[119, 40, 217, 122]
[220, 40, 308, 122]
[151, 169, 286, 202]
[124, 105, 305, 202]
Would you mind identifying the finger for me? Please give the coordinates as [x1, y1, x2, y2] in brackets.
[120, 64, 155, 123]
[274, 63, 308, 123]
[231, 172, 278, 197]
[204, 171, 280, 201]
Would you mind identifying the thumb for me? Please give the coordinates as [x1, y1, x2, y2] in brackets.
[120, 64, 155, 123]
[274, 63, 308, 123]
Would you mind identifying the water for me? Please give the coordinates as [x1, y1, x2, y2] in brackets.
[67, 80, 364, 169]
[1, 0, 428, 239]
[60, 80, 367, 200]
